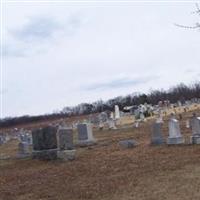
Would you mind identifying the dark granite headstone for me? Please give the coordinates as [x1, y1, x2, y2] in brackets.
[32, 126, 58, 160]
[77, 123, 96, 146]
[77, 124, 89, 140]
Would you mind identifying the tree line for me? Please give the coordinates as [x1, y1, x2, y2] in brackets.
[0, 82, 200, 128]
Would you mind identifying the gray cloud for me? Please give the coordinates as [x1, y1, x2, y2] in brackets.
[2, 43, 26, 57]
[11, 16, 61, 42]
[5, 14, 82, 57]
[84, 76, 158, 91]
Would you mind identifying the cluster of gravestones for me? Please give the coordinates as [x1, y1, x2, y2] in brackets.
[151, 113, 200, 145]
[0, 133, 10, 145]
[18, 123, 96, 160]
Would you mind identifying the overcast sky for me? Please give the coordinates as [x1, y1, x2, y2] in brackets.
[1, 1, 200, 118]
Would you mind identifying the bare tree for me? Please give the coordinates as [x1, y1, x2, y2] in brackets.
[175, 3, 200, 30]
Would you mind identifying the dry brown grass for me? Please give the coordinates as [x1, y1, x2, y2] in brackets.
[1, 107, 200, 200]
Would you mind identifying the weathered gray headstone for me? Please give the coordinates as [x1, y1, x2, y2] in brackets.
[20, 132, 32, 145]
[167, 116, 184, 145]
[57, 127, 76, 160]
[58, 127, 74, 150]
[151, 122, 165, 145]
[18, 142, 31, 158]
[77, 123, 96, 146]
[190, 114, 200, 144]
[0, 136, 5, 145]
[119, 139, 137, 148]
[108, 119, 117, 130]
[32, 126, 58, 160]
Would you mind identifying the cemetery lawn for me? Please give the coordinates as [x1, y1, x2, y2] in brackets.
[1, 108, 200, 200]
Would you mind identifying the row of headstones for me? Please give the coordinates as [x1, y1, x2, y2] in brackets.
[151, 114, 200, 145]
[18, 123, 96, 160]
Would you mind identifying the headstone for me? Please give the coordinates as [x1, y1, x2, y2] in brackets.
[108, 119, 117, 130]
[21, 133, 32, 145]
[167, 115, 184, 145]
[140, 112, 145, 121]
[151, 122, 165, 145]
[110, 112, 114, 119]
[156, 114, 163, 123]
[98, 122, 104, 130]
[18, 142, 31, 158]
[99, 112, 108, 122]
[57, 127, 74, 150]
[115, 105, 120, 119]
[77, 123, 96, 146]
[186, 120, 190, 128]
[32, 126, 58, 160]
[190, 114, 200, 144]
[134, 121, 139, 128]
[57, 127, 76, 160]
[119, 139, 137, 148]
[0, 136, 5, 145]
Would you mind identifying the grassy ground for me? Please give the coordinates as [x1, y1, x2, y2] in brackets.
[1, 107, 200, 200]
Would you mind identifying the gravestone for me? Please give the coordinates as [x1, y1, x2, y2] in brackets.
[151, 122, 165, 145]
[108, 119, 117, 130]
[57, 127, 75, 160]
[156, 114, 163, 123]
[119, 139, 137, 148]
[0, 136, 5, 145]
[57, 127, 74, 150]
[77, 123, 96, 146]
[32, 126, 58, 160]
[140, 112, 145, 121]
[98, 122, 104, 130]
[18, 142, 31, 158]
[167, 115, 184, 145]
[110, 112, 114, 119]
[190, 114, 200, 144]
[115, 105, 120, 119]
[20, 132, 32, 145]
[134, 121, 139, 128]
[186, 120, 190, 128]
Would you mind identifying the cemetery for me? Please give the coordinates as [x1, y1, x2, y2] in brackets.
[1, 102, 200, 200]
[1, 1, 200, 199]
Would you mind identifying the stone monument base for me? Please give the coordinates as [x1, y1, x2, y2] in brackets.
[32, 149, 58, 160]
[119, 139, 137, 148]
[57, 150, 76, 161]
[167, 137, 185, 145]
[190, 135, 200, 144]
[17, 153, 31, 159]
[151, 138, 165, 145]
[77, 140, 97, 147]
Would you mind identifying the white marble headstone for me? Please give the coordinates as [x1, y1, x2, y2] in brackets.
[168, 118, 182, 138]
[115, 105, 120, 119]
